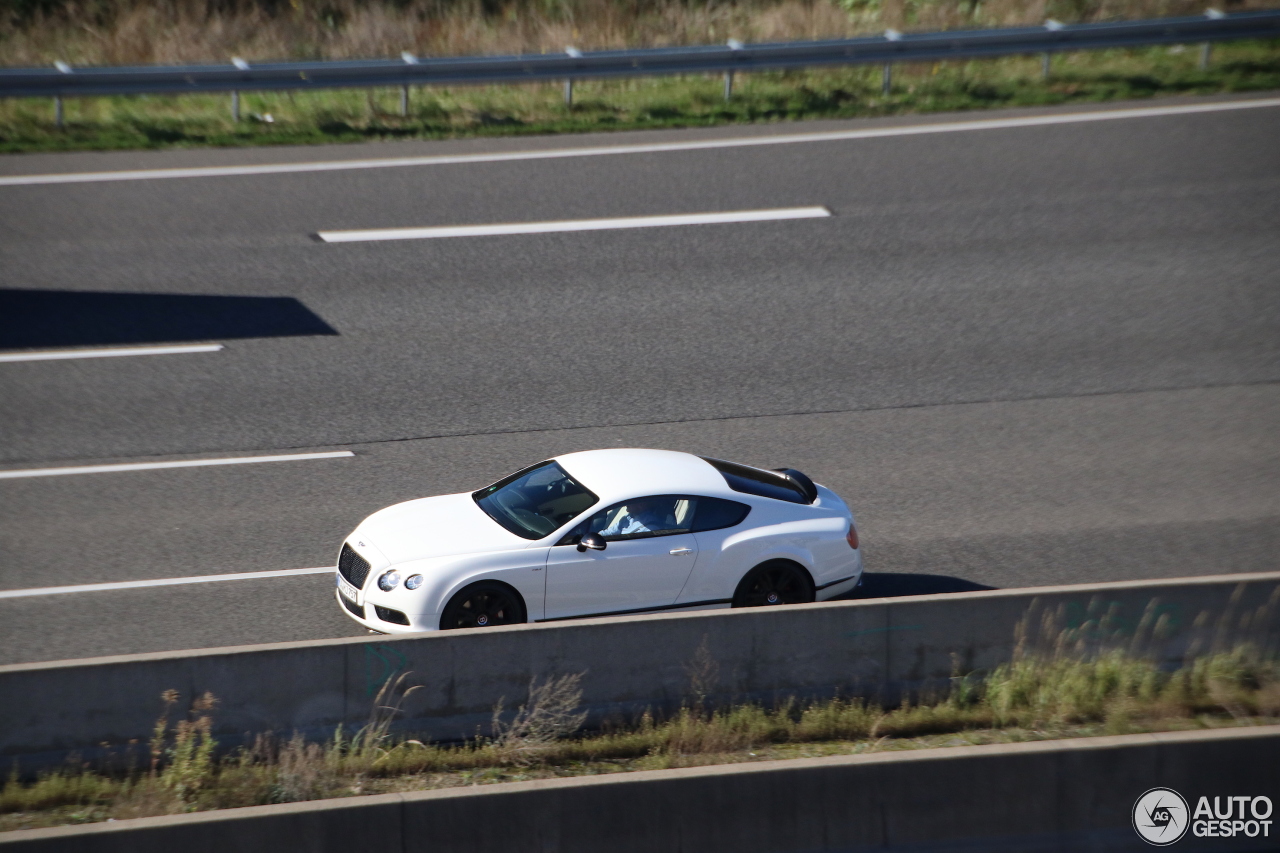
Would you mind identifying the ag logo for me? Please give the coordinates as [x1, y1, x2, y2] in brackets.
[1134, 788, 1190, 846]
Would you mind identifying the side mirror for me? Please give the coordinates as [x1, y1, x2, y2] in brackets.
[577, 533, 606, 552]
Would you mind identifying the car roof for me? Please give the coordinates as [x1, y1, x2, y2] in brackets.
[553, 448, 731, 504]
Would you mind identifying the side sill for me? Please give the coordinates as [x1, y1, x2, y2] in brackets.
[537, 599, 732, 623]
[816, 574, 858, 591]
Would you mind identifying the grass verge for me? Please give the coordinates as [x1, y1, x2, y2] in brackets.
[1, 41, 1278, 154]
[3, 646, 1277, 833]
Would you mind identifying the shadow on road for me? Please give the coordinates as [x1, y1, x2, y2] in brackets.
[0, 289, 337, 350]
[831, 573, 996, 601]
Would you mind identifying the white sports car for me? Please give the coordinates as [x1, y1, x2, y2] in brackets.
[335, 448, 862, 632]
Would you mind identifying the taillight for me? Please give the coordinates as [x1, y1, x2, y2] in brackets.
[846, 522, 859, 550]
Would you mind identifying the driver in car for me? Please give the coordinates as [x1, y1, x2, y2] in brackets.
[599, 497, 673, 537]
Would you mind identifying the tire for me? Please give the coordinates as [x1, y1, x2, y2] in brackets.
[439, 581, 527, 630]
[731, 560, 815, 608]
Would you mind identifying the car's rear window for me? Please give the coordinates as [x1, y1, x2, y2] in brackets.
[691, 497, 752, 531]
[473, 461, 598, 540]
[700, 457, 810, 504]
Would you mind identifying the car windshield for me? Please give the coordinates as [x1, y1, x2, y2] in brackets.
[473, 461, 599, 540]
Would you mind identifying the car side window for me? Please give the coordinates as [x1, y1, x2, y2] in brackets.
[690, 497, 751, 532]
[557, 495, 696, 544]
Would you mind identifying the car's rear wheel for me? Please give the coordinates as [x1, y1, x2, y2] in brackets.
[731, 560, 815, 608]
[439, 581, 527, 630]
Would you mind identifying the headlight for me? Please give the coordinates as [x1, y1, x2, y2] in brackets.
[404, 574, 424, 590]
[377, 571, 401, 591]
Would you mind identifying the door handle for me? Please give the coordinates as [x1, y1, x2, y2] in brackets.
[669, 548, 694, 556]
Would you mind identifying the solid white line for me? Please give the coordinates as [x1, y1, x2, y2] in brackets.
[0, 343, 224, 363]
[0, 450, 355, 480]
[0, 567, 335, 599]
[317, 206, 831, 243]
[3, 98, 1277, 188]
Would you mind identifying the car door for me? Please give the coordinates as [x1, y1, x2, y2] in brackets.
[544, 495, 700, 620]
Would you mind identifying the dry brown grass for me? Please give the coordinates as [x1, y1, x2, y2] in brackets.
[490, 673, 589, 764]
[3, 0, 1270, 67]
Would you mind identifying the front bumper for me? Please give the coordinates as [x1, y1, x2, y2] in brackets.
[335, 588, 436, 634]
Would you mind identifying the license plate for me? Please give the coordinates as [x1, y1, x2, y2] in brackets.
[336, 573, 360, 604]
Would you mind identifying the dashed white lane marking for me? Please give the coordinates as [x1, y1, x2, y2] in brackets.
[0, 567, 335, 599]
[2, 98, 1276, 187]
[0, 343, 224, 363]
[0, 450, 355, 480]
[317, 206, 832, 243]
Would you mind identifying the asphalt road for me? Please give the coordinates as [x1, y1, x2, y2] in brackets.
[1, 95, 1277, 665]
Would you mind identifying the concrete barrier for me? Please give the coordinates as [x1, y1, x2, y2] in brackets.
[2, 571, 1277, 774]
[3, 725, 1277, 852]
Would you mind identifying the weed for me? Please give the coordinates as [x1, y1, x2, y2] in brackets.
[349, 671, 422, 764]
[0, 768, 113, 814]
[274, 735, 333, 803]
[160, 692, 218, 804]
[685, 635, 719, 714]
[491, 673, 589, 764]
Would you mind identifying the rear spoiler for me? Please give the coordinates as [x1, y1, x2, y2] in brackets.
[773, 468, 819, 504]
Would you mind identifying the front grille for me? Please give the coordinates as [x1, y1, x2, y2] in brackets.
[341, 595, 364, 619]
[338, 543, 371, 589]
[374, 605, 410, 626]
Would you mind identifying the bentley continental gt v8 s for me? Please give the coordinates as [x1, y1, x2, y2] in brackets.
[335, 448, 861, 632]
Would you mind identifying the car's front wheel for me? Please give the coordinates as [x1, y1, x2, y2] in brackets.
[439, 581, 528, 630]
[731, 560, 815, 608]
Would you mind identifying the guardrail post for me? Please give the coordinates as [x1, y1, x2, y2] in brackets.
[1042, 19, 1063, 82]
[400, 52, 419, 116]
[229, 56, 249, 122]
[53, 61, 71, 127]
[1200, 9, 1225, 69]
[564, 47, 581, 107]
[724, 39, 743, 101]
[882, 29, 900, 96]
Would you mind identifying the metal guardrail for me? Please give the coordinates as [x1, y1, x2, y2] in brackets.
[2, 8, 1278, 121]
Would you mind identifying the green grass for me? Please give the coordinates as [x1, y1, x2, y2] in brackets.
[2, 40, 1278, 153]
[2, 647, 1277, 833]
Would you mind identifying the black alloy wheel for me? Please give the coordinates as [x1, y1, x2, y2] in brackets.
[731, 560, 815, 608]
[440, 582, 527, 630]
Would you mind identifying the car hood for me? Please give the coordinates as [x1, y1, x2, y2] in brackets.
[354, 493, 529, 565]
